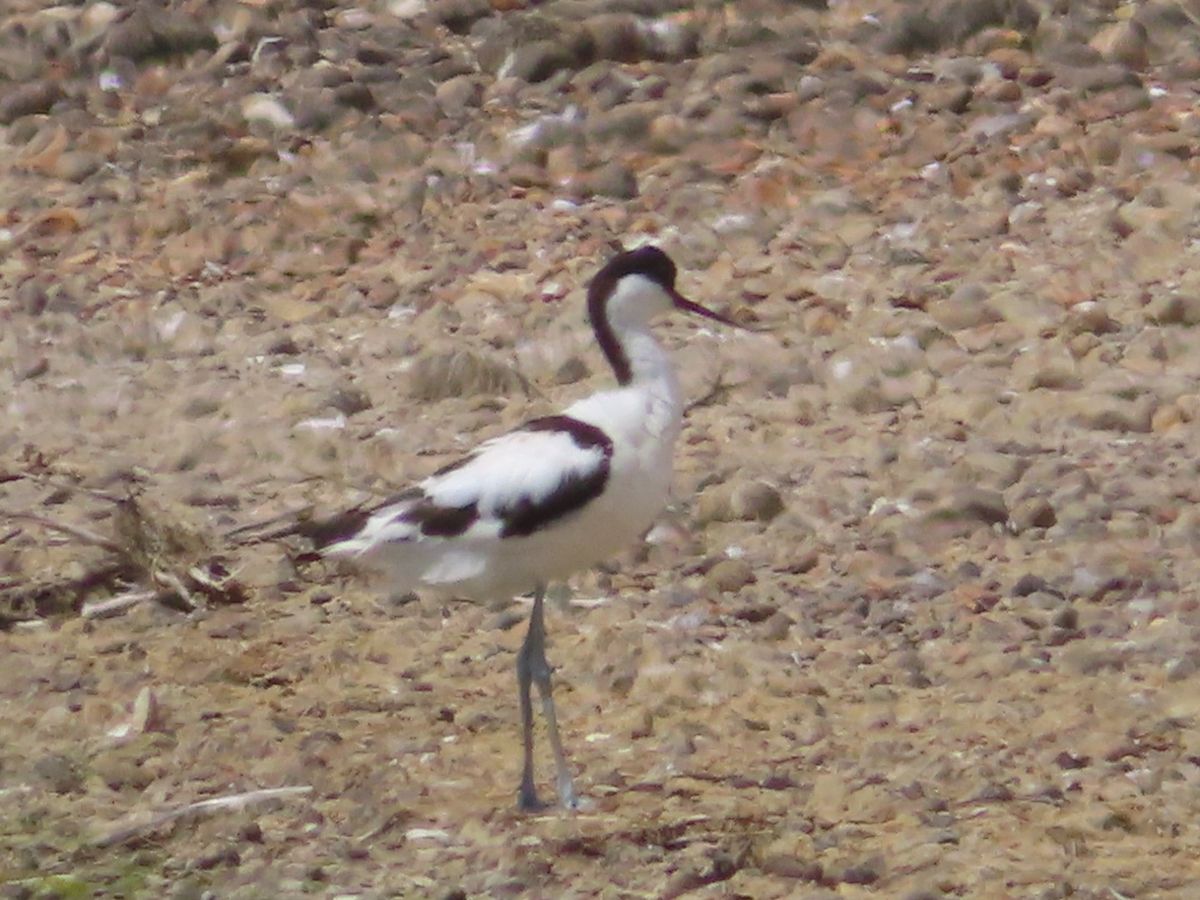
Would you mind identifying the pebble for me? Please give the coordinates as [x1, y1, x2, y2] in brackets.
[328, 386, 372, 417]
[505, 40, 579, 83]
[1074, 396, 1154, 433]
[435, 75, 483, 115]
[1009, 497, 1056, 532]
[103, 7, 217, 61]
[932, 487, 1008, 526]
[1146, 293, 1200, 327]
[927, 282, 998, 331]
[54, 151, 103, 183]
[431, 0, 492, 34]
[1091, 21, 1149, 71]
[33, 753, 85, 794]
[706, 558, 756, 593]
[575, 161, 638, 199]
[553, 356, 589, 385]
[731, 481, 786, 522]
[333, 82, 377, 112]
[1059, 642, 1126, 675]
[836, 854, 884, 885]
[0, 80, 63, 124]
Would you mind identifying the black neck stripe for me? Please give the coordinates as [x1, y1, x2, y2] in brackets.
[587, 275, 633, 386]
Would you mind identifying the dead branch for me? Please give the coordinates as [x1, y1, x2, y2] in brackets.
[9, 471, 124, 504]
[92, 786, 314, 848]
[81, 589, 159, 620]
[3, 512, 123, 553]
[6, 492, 249, 625]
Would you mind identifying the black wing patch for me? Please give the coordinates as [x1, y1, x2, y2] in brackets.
[497, 415, 614, 539]
[393, 498, 479, 538]
[305, 488, 422, 549]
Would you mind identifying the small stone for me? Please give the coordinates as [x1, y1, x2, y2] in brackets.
[838, 855, 884, 885]
[93, 753, 153, 791]
[54, 151, 103, 183]
[576, 162, 638, 199]
[762, 612, 794, 641]
[0, 80, 63, 124]
[1060, 642, 1125, 675]
[1074, 397, 1154, 433]
[33, 754, 85, 794]
[707, 558, 756, 593]
[696, 487, 729, 528]
[927, 282, 999, 331]
[435, 75, 482, 115]
[16, 279, 50, 315]
[1010, 497, 1056, 532]
[1051, 606, 1078, 630]
[1086, 131, 1122, 166]
[584, 15, 648, 63]
[971, 782, 1014, 803]
[1091, 21, 1149, 70]
[1147, 294, 1200, 327]
[506, 40, 577, 83]
[987, 80, 1022, 103]
[1011, 348, 1081, 391]
[879, 11, 942, 56]
[193, 845, 241, 870]
[1054, 750, 1090, 769]
[329, 386, 372, 416]
[431, 0, 492, 34]
[291, 89, 338, 131]
[333, 82, 376, 112]
[730, 481, 785, 522]
[932, 487, 1008, 525]
[104, 7, 216, 61]
[553, 356, 589, 385]
[759, 854, 822, 880]
[1166, 656, 1197, 682]
[733, 602, 778, 624]
[647, 114, 690, 153]
[1011, 573, 1051, 597]
[587, 103, 657, 143]
[1066, 302, 1119, 335]
[1060, 64, 1142, 94]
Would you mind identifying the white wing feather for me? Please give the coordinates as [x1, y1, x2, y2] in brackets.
[323, 426, 608, 577]
[422, 428, 607, 515]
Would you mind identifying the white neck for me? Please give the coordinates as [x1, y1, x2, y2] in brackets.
[619, 326, 683, 421]
[569, 322, 684, 454]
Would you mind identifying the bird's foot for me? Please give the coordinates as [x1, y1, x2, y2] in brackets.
[517, 782, 592, 812]
[557, 775, 585, 811]
[517, 784, 550, 813]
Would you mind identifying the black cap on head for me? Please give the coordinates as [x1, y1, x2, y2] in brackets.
[591, 245, 677, 296]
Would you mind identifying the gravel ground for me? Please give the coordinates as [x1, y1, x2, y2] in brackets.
[5, 0, 1200, 896]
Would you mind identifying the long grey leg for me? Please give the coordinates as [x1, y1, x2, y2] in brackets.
[515, 585, 543, 811]
[515, 585, 579, 810]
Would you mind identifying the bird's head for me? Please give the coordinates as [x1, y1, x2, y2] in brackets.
[587, 245, 741, 332]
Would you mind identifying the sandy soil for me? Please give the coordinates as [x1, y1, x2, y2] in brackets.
[5, 0, 1200, 897]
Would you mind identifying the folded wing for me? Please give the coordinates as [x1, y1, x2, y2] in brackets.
[323, 416, 614, 574]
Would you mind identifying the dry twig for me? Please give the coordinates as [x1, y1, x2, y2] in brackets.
[93, 786, 314, 848]
[81, 589, 159, 620]
[4, 512, 122, 553]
